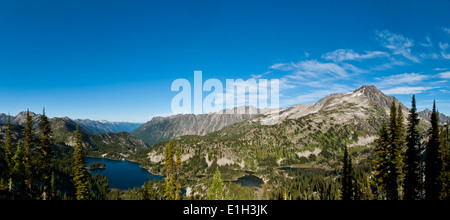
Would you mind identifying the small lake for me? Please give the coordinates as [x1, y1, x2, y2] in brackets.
[85, 158, 265, 190]
[232, 175, 264, 188]
[85, 158, 164, 190]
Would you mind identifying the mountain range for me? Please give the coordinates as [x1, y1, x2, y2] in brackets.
[139, 85, 437, 179]
[0, 85, 447, 171]
[0, 113, 148, 159]
[417, 108, 450, 125]
[74, 119, 142, 134]
[132, 106, 264, 146]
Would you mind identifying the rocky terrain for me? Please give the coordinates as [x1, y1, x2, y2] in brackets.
[132, 106, 263, 146]
[140, 85, 434, 178]
[418, 108, 450, 125]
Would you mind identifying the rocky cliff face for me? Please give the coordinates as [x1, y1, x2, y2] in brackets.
[132, 106, 261, 146]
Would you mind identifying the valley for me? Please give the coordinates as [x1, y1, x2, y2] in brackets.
[0, 85, 448, 200]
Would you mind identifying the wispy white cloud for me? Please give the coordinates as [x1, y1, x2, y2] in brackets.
[382, 86, 436, 95]
[433, 67, 448, 71]
[439, 42, 450, 59]
[284, 85, 352, 105]
[251, 71, 272, 79]
[269, 59, 361, 105]
[376, 30, 420, 63]
[271, 60, 361, 80]
[420, 36, 433, 47]
[375, 73, 429, 88]
[322, 49, 389, 62]
[270, 59, 363, 92]
[371, 57, 408, 70]
[439, 71, 450, 79]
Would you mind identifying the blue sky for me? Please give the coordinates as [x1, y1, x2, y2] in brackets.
[0, 0, 450, 122]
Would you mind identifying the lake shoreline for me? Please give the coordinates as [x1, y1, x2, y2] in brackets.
[85, 157, 165, 190]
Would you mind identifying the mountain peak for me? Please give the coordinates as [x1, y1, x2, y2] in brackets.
[353, 85, 382, 95]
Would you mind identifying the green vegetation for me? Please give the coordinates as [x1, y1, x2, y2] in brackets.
[1, 97, 449, 200]
[87, 162, 106, 170]
[73, 125, 89, 200]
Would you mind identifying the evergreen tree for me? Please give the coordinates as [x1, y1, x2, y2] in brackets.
[50, 172, 57, 200]
[11, 141, 25, 192]
[143, 179, 154, 200]
[386, 101, 399, 200]
[425, 101, 442, 200]
[164, 139, 178, 200]
[175, 142, 183, 200]
[404, 95, 421, 200]
[22, 110, 33, 191]
[164, 174, 176, 200]
[72, 125, 89, 200]
[342, 145, 354, 200]
[209, 167, 224, 200]
[38, 108, 53, 199]
[395, 103, 406, 178]
[4, 114, 13, 177]
[439, 122, 449, 200]
[164, 139, 175, 174]
[374, 121, 389, 198]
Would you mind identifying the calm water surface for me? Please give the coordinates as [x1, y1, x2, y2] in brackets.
[85, 158, 164, 190]
[85, 158, 266, 190]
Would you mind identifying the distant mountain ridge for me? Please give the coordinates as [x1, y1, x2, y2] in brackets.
[74, 119, 143, 134]
[0, 113, 143, 134]
[133, 85, 446, 147]
[142, 85, 438, 178]
[132, 106, 264, 146]
[418, 108, 450, 125]
[0, 112, 148, 157]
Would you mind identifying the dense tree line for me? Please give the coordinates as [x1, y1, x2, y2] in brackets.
[372, 97, 450, 200]
[0, 109, 109, 200]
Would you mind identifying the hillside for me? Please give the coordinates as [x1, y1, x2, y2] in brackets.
[0, 113, 148, 159]
[418, 108, 450, 125]
[132, 106, 262, 146]
[138, 85, 433, 179]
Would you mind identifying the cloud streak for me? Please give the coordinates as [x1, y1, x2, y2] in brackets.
[439, 42, 450, 59]
[375, 73, 429, 88]
[322, 49, 389, 62]
[376, 30, 420, 63]
[382, 86, 436, 95]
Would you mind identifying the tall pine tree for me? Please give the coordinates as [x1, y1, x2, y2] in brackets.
[38, 108, 53, 199]
[209, 167, 224, 200]
[439, 122, 449, 199]
[22, 110, 33, 192]
[374, 121, 389, 198]
[404, 95, 421, 200]
[73, 125, 90, 200]
[386, 101, 402, 200]
[4, 114, 13, 177]
[341, 145, 354, 200]
[175, 142, 183, 200]
[11, 140, 25, 193]
[425, 101, 442, 200]
[164, 139, 177, 200]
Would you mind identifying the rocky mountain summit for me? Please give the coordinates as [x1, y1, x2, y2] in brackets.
[418, 108, 450, 125]
[143, 85, 436, 177]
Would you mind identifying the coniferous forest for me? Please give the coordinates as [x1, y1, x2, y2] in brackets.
[1, 95, 449, 200]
